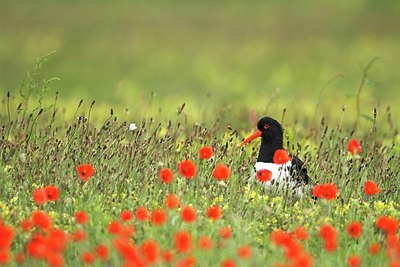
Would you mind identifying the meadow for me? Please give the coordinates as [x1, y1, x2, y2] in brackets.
[0, 65, 399, 266]
[1, 1, 400, 266]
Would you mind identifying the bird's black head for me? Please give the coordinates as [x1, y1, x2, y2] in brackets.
[256, 117, 283, 141]
[240, 116, 284, 163]
[240, 116, 283, 146]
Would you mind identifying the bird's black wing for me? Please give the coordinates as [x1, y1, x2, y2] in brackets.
[290, 155, 309, 184]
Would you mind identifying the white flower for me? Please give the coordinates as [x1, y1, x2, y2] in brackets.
[129, 123, 137, 131]
[19, 153, 26, 163]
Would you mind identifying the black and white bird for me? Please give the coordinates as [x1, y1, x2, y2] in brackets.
[240, 116, 310, 196]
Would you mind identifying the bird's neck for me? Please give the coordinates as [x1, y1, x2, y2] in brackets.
[257, 137, 283, 163]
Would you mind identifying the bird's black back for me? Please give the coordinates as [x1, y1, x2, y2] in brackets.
[289, 155, 310, 184]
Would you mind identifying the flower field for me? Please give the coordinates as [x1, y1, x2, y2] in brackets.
[0, 91, 399, 267]
[1, 0, 400, 265]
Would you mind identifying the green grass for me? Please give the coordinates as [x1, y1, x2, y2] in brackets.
[0, 89, 399, 266]
[1, 1, 400, 266]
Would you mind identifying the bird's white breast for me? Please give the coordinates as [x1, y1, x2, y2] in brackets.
[252, 161, 306, 196]
[254, 161, 292, 185]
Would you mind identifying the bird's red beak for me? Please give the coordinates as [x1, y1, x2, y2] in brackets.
[239, 130, 262, 146]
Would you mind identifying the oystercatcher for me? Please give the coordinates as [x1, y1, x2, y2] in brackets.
[240, 116, 310, 196]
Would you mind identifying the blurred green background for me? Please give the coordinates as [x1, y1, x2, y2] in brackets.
[1, 0, 399, 127]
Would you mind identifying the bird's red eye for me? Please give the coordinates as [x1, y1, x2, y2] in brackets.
[263, 124, 269, 130]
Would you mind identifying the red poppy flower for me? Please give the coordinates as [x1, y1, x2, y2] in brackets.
[318, 224, 338, 252]
[256, 169, 272, 182]
[41, 235, 66, 259]
[181, 206, 197, 223]
[26, 234, 47, 259]
[178, 160, 197, 179]
[198, 236, 213, 250]
[15, 253, 25, 264]
[33, 189, 48, 205]
[364, 180, 380, 196]
[75, 211, 88, 225]
[206, 205, 222, 220]
[294, 252, 313, 267]
[46, 253, 64, 267]
[176, 255, 196, 267]
[31, 211, 52, 229]
[77, 164, 95, 182]
[387, 233, 397, 250]
[368, 243, 380, 255]
[273, 149, 291, 164]
[199, 146, 213, 160]
[47, 228, 67, 252]
[71, 230, 87, 242]
[219, 226, 232, 239]
[159, 168, 174, 184]
[119, 225, 135, 238]
[0, 224, 14, 249]
[120, 210, 133, 222]
[346, 221, 362, 238]
[162, 250, 174, 263]
[388, 262, 400, 267]
[312, 183, 338, 200]
[221, 259, 236, 267]
[376, 216, 398, 235]
[108, 220, 121, 235]
[141, 239, 159, 264]
[348, 139, 362, 155]
[347, 255, 361, 267]
[237, 245, 252, 259]
[0, 250, 10, 265]
[81, 251, 95, 265]
[319, 224, 337, 240]
[118, 226, 134, 239]
[174, 230, 192, 253]
[113, 237, 142, 262]
[44, 185, 59, 201]
[151, 209, 167, 226]
[312, 184, 324, 198]
[294, 226, 309, 241]
[323, 183, 338, 200]
[19, 219, 33, 232]
[165, 194, 180, 209]
[285, 243, 304, 261]
[135, 206, 149, 221]
[95, 244, 109, 261]
[213, 164, 231, 180]
[270, 229, 294, 247]
[271, 231, 308, 262]
[324, 238, 338, 252]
